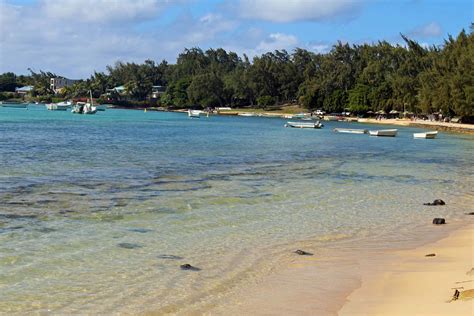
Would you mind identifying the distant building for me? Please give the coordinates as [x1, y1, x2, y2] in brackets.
[151, 85, 166, 99]
[50, 77, 78, 94]
[106, 85, 126, 95]
[15, 85, 34, 95]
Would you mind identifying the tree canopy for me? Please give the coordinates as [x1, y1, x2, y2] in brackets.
[2, 25, 473, 117]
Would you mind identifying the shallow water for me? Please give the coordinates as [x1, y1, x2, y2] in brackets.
[0, 105, 473, 313]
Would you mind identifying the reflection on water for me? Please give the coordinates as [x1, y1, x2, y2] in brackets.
[0, 106, 473, 313]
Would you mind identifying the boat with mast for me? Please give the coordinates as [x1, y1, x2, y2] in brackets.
[71, 91, 97, 114]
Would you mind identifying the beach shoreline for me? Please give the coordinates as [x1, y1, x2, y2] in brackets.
[340, 222, 474, 315]
[207, 219, 473, 315]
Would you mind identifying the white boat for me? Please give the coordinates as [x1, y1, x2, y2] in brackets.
[323, 115, 339, 121]
[368, 129, 398, 137]
[71, 91, 97, 114]
[413, 131, 438, 139]
[285, 121, 323, 129]
[46, 101, 71, 111]
[333, 128, 368, 134]
[188, 109, 208, 118]
[238, 112, 256, 117]
[1, 101, 28, 108]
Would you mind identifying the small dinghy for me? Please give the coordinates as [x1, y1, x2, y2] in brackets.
[368, 129, 398, 137]
[333, 128, 368, 134]
[285, 121, 323, 129]
[413, 131, 438, 139]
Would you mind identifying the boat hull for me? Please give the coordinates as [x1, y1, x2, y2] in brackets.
[413, 131, 438, 139]
[368, 129, 398, 137]
[285, 121, 323, 129]
[1, 103, 28, 108]
[333, 128, 368, 134]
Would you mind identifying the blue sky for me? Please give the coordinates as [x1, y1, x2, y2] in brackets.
[0, 0, 472, 78]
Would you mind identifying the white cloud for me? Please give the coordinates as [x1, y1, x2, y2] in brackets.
[255, 33, 299, 52]
[41, 0, 163, 23]
[239, 0, 361, 22]
[308, 42, 331, 54]
[408, 22, 442, 38]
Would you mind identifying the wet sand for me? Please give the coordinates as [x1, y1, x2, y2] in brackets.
[340, 223, 474, 315]
[208, 222, 473, 315]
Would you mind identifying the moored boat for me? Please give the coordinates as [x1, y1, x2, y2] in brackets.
[413, 131, 438, 139]
[1, 101, 28, 108]
[71, 91, 97, 114]
[46, 101, 71, 111]
[188, 109, 208, 118]
[368, 129, 398, 137]
[333, 128, 368, 134]
[285, 121, 323, 129]
[238, 112, 257, 117]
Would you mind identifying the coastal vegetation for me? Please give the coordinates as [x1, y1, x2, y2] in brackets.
[1, 25, 473, 119]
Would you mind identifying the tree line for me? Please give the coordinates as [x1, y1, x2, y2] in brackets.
[1, 25, 472, 117]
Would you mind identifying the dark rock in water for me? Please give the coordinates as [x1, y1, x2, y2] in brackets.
[8, 226, 24, 230]
[117, 242, 142, 249]
[423, 199, 446, 206]
[157, 254, 184, 260]
[466, 212, 474, 215]
[425, 253, 436, 257]
[128, 228, 152, 233]
[180, 264, 200, 271]
[432, 218, 446, 225]
[294, 249, 313, 256]
[37, 227, 57, 233]
[59, 210, 76, 215]
[0, 214, 37, 220]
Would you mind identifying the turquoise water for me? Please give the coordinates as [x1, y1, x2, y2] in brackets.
[0, 105, 473, 313]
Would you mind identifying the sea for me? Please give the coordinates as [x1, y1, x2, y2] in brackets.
[0, 105, 473, 313]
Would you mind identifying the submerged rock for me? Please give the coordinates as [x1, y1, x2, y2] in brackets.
[294, 249, 313, 256]
[128, 228, 152, 233]
[117, 242, 142, 249]
[432, 218, 446, 225]
[180, 264, 200, 271]
[157, 254, 184, 260]
[423, 199, 446, 206]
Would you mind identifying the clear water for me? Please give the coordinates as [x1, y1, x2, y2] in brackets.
[0, 105, 473, 313]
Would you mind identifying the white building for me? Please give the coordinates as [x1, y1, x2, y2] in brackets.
[50, 77, 78, 94]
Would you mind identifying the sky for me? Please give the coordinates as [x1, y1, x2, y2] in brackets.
[0, 0, 472, 79]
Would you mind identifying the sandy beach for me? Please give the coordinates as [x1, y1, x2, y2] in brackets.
[208, 221, 473, 315]
[340, 223, 474, 315]
[358, 118, 474, 134]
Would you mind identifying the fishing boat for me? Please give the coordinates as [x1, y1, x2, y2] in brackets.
[413, 131, 438, 139]
[285, 121, 323, 129]
[333, 128, 368, 134]
[46, 101, 71, 111]
[368, 129, 398, 137]
[71, 91, 97, 114]
[188, 109, 208, 118]
[1, 101, 28, 108]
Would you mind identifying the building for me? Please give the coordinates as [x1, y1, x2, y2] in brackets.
[15, 85, 34, 95]
[151, 85, 166, 99]
[50, 77, 78, 94]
